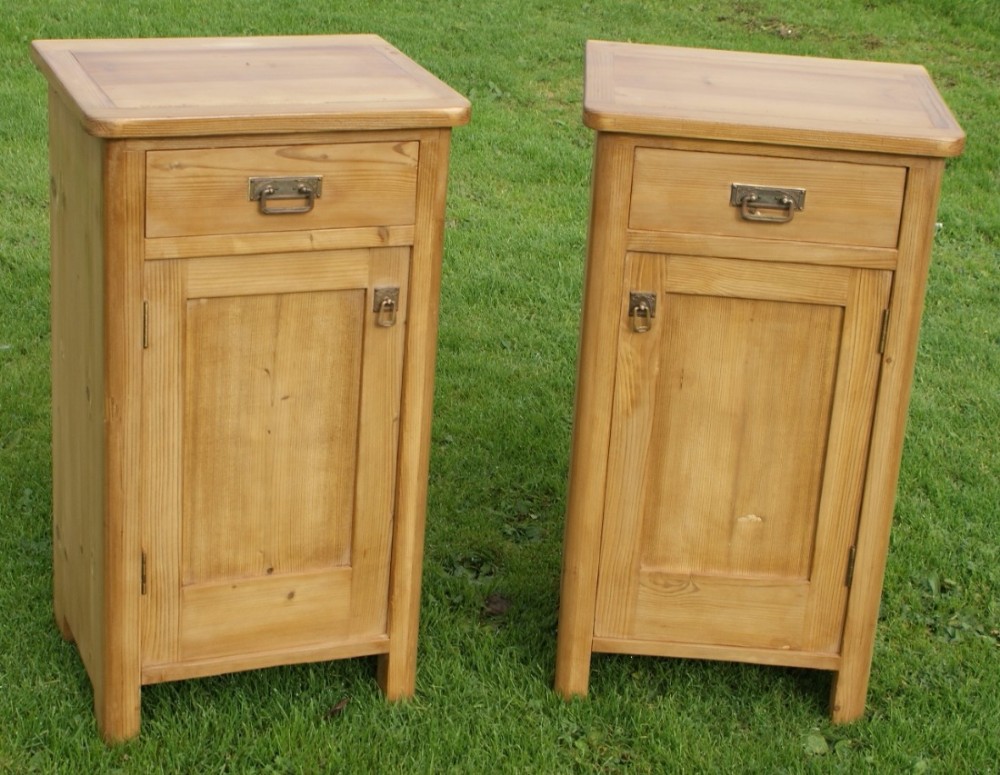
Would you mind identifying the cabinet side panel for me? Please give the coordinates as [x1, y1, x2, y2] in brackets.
[49, 89, 106, 680]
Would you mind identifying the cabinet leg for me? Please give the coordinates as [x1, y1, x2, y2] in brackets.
[554, 646, 593, 699]
[554, 622, 593, 699]
[376, 646, 416, 700]
[54, 610, 74, 642]
[829, 660, 872, 723]
[53, 535, 73, 642]
[93, 671, 142, 743]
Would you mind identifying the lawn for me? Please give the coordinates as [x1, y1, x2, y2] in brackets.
[1, 0, 997, 771]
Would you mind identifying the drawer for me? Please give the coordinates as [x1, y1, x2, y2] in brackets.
[146, 141, 419, 239]
[629, 148, 905, 249]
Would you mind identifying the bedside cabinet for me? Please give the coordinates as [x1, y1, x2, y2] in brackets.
[31, 35, 469, 741]
[555, 41, 964, 721]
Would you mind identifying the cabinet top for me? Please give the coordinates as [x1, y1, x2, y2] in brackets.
[31, 35, 471, 138]
[584, 41, 964, 157]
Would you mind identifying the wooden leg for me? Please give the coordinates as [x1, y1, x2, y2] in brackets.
[53, 557, 73, 642]
[554, 628, 593, 699]
[829, 652, 872, 723]
[376, 644, 416, 701]
[54, 611, 74, 642]
[94, 673, 142, 743]
[554, 530, 599, 699]
[553, 134, 634, 701]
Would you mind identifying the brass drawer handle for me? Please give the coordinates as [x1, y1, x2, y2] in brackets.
[730, 184, 806, 224]
[248, 176, 323, 215]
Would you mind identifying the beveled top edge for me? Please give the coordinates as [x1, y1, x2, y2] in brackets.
[31, 34, 471, 138]
[583, 40, 965, 158]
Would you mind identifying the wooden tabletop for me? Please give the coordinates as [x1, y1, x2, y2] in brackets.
[31, 35, 471, 138]
[584, 41, 964, 157]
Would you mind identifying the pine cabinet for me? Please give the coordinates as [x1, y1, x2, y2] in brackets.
[555, 42, 964, 721]
[32, 35, 469, 742]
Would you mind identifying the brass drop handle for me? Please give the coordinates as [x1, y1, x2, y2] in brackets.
[731, 184, 806, 224]
[740, 193, 795, 223]
[248, 176, 323, 215]
[373, 287, 400, 328]
[628, 292, 656, 334]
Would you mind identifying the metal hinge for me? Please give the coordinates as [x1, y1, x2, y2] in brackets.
[142, 301, 150, 349]
[845, 545, 857, 588]
[878, 309, 890, 354]
[141, 551, 148, 595]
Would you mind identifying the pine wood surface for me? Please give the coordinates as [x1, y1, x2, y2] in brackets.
[37, 35, 465, 740]
[830, 158, 946, 721]
[49, 89, 106, 670]
[557, 41, 963, 723]
[141, 245, 409, 672]
[97, 139, 146, 742]
[30, 35, 471, 137]
[630, 147, 906, 248]
[584, 41, 965, 157]
[377, 130, 452, 699]
[593, 254, 890, 654]
[145, 141, 419, 238]
[553, 133, 639, 698]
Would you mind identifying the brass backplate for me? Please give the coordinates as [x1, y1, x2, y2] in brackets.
[730, 183, 806, 211]
[628, 292, 657, 318]
[248, 175, 323, 202]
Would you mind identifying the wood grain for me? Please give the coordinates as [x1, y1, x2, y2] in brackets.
[584, 41, 964, 157]
[558, 41, 962, 724]
[181, 290, 364, 584]
[553, 134, 636, 699]
[99, 141, 146, 742]
[145, 224, 415, 261]
[142, 247, 408, 673]
[594, 254, 881, 653]
[142, 635, 389, 685]
[37, 35, 463, 740]
[30, 36, 471, 138]
[831, 159, 946, 722]
[630, 147, 905, 248]
[180, 568, 353, 661]
[592, 636, 841, 671]
[377, 130, 451, 699]
[145, 141, 418, 238]
[49, 88, 106, 682]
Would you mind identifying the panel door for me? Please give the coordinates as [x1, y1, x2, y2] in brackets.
[140, 247, 408, 667]
[594, 252, 891, 655]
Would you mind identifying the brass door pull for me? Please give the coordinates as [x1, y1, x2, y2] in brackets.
[373, 287, 400, 327]
[730, 183, 806, 223]
[628, 292, 656, 333]
[248, 176, 323, 215]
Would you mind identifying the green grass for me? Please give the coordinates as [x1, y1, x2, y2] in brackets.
[2, 0, 998, 771]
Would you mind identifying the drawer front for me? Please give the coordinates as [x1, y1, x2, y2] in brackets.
[630, 148, 905, 249]
[146, 141, 419, 239]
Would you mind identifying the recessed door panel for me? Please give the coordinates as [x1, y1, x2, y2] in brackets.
[182, 289, 363, 585]
[594, 253, 890, 654]
[141, 247, 408, 666]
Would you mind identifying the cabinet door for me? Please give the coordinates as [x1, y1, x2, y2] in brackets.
[140, 247, 408, 667]
[594, 252, 891, 655]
